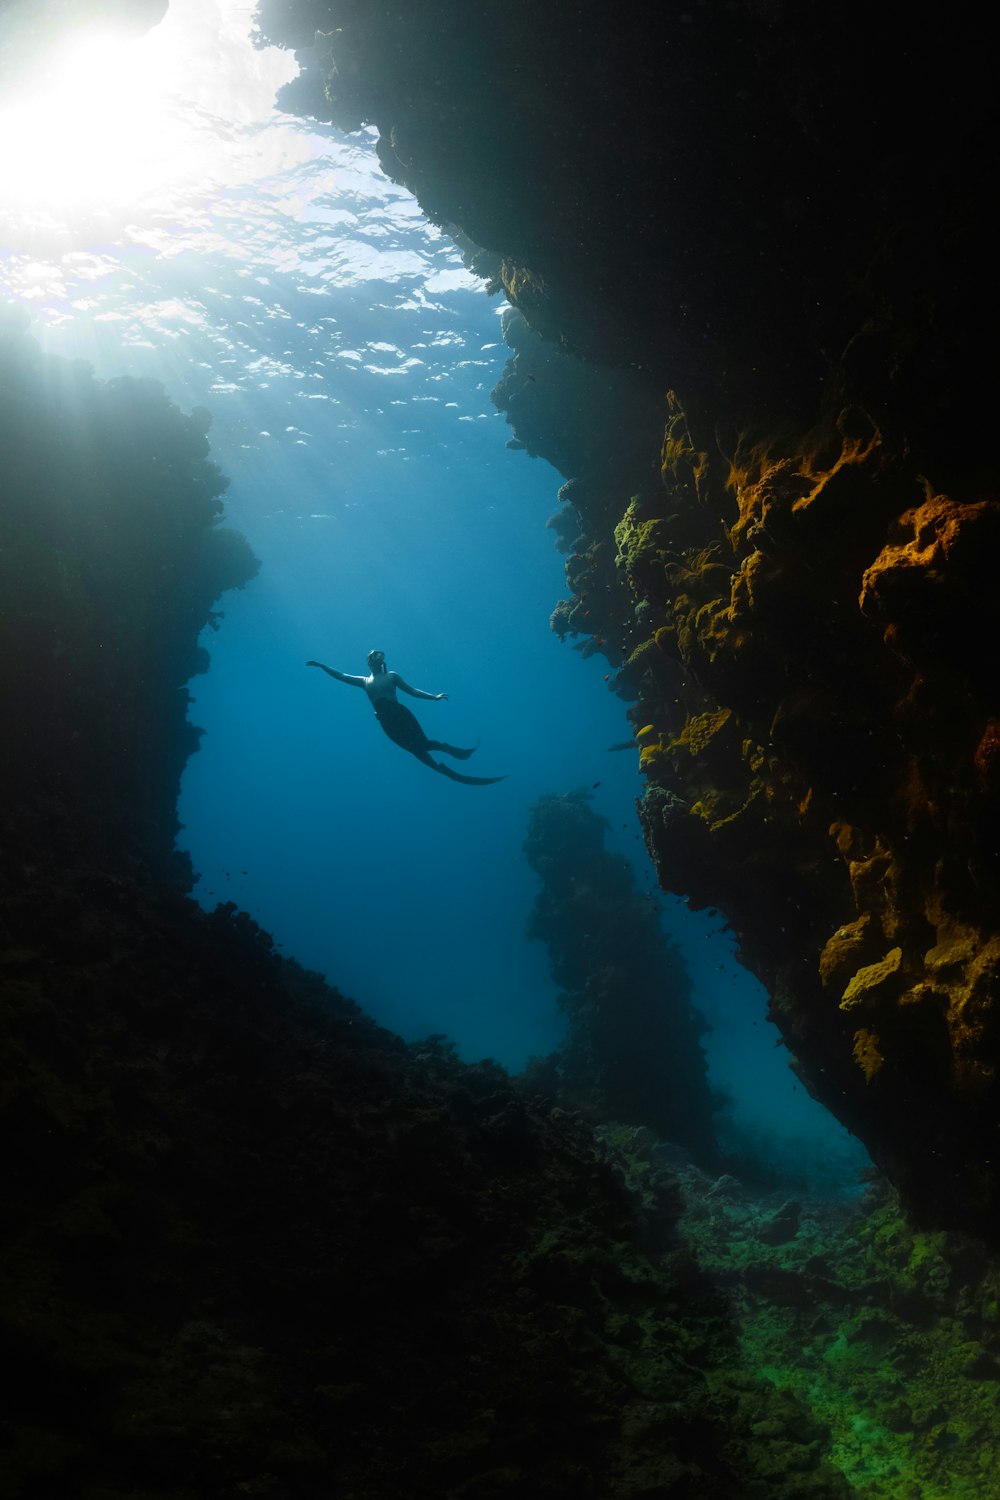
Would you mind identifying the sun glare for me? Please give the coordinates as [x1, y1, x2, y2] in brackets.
[0, 29, 191, 210]
[0, 5, 299, 220]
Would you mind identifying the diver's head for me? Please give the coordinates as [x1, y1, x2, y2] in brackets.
[367, 649, 387, 674]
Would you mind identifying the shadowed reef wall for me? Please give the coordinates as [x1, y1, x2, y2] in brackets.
[0, 309, 258, 887]
[256, 0, 1000, 1239]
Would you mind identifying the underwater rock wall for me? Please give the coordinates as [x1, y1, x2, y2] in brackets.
[0, 310, 258, 887]
[491, 307, 665, 668]
[256, 0, 1000, 1240]
[621, 409, 1000, 1243]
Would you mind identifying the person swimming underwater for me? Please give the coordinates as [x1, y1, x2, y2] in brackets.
[306, 650, 505, 785]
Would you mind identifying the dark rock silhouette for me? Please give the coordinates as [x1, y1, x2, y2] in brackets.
[523, 789, 717, 1160]
[0, 310, 258, 884]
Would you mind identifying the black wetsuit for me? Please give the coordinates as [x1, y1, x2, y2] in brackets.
[373, 699, 504, 785]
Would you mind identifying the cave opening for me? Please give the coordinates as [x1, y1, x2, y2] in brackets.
[11, 3, 1000, 1495]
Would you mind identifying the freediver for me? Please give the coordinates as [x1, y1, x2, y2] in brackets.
[306, 650, 505, 785]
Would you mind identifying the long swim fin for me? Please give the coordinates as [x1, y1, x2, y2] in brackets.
[434, 762, 505, 786]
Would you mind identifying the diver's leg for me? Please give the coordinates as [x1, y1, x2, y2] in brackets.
[425, 738, 478, 760]
[410, 747, 503, 784]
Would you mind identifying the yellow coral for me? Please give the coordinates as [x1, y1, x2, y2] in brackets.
[678, 708, 732, 757]
[853, 1028, 885, 1081]
[743, 739, 766, 775]
[840, 947, 902, 1010]
[639, 738, 666, 767]
[624, 637, 660, 672]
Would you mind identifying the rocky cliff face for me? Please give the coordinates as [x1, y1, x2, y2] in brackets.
[256, 0, 1000, 1239]
[0, 308, 259, 888]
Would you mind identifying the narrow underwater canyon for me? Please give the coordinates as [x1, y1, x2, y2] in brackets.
[0, 315, 846, 1497]
[4, 3, 1000, 1497]
[256, 0, 1000, 1241]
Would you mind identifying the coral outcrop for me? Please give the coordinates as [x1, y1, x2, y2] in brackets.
[254, 0, 1000, 1239]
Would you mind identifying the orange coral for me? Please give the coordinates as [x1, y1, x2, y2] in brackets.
[974, 719, 1000, 790]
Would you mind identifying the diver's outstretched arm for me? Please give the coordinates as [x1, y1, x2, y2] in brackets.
[393, 672, 448, 702]
[306, 661, 367, 687]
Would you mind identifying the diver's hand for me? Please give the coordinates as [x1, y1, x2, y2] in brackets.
[306, 660, 322, 668]
[436, 692, 449, 700]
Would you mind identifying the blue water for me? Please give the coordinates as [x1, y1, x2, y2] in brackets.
[0, 0, 869, 1189]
